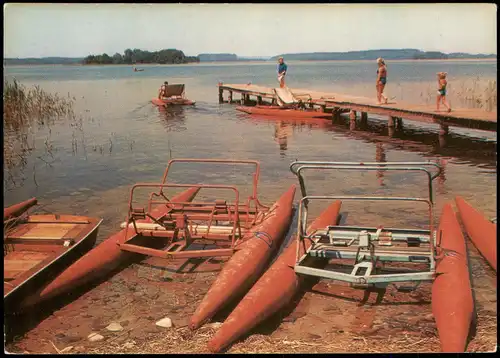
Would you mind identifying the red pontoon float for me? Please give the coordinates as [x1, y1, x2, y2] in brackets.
[455, 196, 496, 271]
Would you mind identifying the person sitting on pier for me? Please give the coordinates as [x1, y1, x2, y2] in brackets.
[436, 72, 452, 112]
[158, 81, 168, 99]
[277, 57, 288, 88]
[376, 58, 388, 104]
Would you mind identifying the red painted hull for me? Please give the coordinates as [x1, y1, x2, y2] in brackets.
[432, 203, 474, 352]
[236, 105, 331, 119]
[455, 196, 496, 271]
[4, 198, 38, 221]
[19, 187, 200, 309]
[207, 201, 342, 353]
[152, 98, 196, 106]
[189, 185, 296, 330]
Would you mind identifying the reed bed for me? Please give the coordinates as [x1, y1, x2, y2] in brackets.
[3, 79, 75, 169]
[420, 78, 497, 111]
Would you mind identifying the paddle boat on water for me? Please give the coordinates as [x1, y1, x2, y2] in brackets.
[4, 198, 102, 313]
[152, 84, 196, 106]
[205, 160, 476, 353]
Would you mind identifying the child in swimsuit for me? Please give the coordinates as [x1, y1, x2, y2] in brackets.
[436, 72, 451, 112]
[376, 58, 388, 104]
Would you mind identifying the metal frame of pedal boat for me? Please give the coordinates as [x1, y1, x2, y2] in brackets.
[289, 160, 443, 290]
[118, 159, 270, 259]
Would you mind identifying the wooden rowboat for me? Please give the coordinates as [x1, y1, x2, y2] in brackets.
[4, 201, 102, 313]
[455, 196, 496, 272]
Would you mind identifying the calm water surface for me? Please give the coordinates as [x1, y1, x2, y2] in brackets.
[3, 61, 497, 240]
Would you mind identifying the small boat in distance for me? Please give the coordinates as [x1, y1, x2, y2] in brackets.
[152, 84, 196, 106]
[133, 67, 144, 72]
[4, 199, 102, 313]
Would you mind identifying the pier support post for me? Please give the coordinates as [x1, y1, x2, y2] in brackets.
[438, 133, 447, 148]
[349, 110, 357, 130]
[218, 86, 224, 104]
[228, 91, 233, 103]
[388, 116, 396, 128]
[331, 107, 340, 123]
[396, 117, 403, 130]
[438, 122, 449, 147]
[360, 112, 368, 127]
[439, 123, 449, 136]
[257, 96, 262, 105]
[241, 94, 246, 105]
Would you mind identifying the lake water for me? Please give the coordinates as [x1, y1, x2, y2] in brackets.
[3, 60, 497, 240]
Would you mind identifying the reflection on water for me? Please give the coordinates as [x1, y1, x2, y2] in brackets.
[274, 122, 293, 154]
[435, 157, 448, 195]
[155, 105, 188, 132]
[3, 63, 496, 242]
[375, 143, 387, 187]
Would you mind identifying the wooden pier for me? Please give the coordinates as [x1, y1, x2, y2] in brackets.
[218, 83, 497, 133]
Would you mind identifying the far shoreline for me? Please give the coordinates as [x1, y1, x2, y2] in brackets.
[3, 58, 497, 67]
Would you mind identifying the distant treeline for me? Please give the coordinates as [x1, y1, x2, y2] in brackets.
[83, 48, 199, 65]
[270, 49, 497, 61]
[4, 48, 496, 65]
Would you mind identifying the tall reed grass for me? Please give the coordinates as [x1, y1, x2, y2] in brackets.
[419, 78, 497, 111]
[3, 79, 76, 186]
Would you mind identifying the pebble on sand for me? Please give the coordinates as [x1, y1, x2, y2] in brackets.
[155, 317, 173, 328]
[87, 333, 105, 342]
[106, 322, 124, 332]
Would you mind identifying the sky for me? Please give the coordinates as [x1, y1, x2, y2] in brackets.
[3, 3, 497, 58]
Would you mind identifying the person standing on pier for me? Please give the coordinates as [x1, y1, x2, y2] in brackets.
[376, 58, 388, 104]
[277, 57, 288, 88]
[436, 72, 452, 112]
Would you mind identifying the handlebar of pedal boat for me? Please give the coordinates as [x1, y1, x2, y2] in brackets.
[289, 161, 443, 180]
[291, 164, 438, 205]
